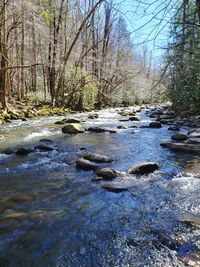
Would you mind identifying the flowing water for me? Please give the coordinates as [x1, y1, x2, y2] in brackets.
[0, 108, 200, 267]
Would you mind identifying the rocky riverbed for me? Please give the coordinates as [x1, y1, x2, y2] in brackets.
[0, 106, 200, 266]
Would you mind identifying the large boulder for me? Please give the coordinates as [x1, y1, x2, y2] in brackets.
[95, 168, 117, 180]
[149, 122, 162, 128]
[76, 158, 98, 170]
[171, 134, 188, 141]
[83, 152, 113, 163]
[62, 123, 85, 134]
[128, 162, 159, 175]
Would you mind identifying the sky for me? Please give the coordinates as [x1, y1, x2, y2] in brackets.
[116, 0, 177, 65]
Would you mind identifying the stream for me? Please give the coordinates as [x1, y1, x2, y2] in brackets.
[0, 107, 200, 267]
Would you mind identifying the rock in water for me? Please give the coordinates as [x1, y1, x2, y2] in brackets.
[101, 184, 128, 193]
[35, 145, 54, 152]
[128, 162, 159, 175]
[76, 158, 98, 170]
[149, 122, 162, 128]
[160, 142, 200, 152]
[88, 114, 98, 119]
[188, 128, 200, 138]
[83, 152, 113, 163]
[129, 117, 140, 121]
[87, 127, 116, 133]
[15, 147, 33, 156]
[62, 123, 85, 134]
[171, 134, 188, 141]
[168, 126, 180, 131]
[186, 138, 200, 145]
[54, 120, 65, 125]
[63, 118, 81, 124]
[95, 168, 117, 180]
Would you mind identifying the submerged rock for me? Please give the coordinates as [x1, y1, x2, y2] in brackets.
[39, 139, 53, 143]
[149, 122, 162, 128]
[83, 152, 113, 163]
[63, 118, 81, 124]
[76, 158, 98, 170]
[168, 126, 180, 131]
[101, 184, 128, 193]
[35, 145, 54, 152]
[160, 142, 200, 152]
[171, 134, 188, 141]
[128, 162, 159, 175]
[62, 123, 85, 134]
[15, 147, 33, 156]
[95, 168, 117, 180]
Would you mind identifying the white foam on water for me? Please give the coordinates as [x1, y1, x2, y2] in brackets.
[23, 129, 60, 141]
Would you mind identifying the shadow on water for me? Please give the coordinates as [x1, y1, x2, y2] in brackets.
[0, 108, 199, 266]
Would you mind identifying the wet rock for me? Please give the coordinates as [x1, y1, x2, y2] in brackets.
[186, 138, 200, 145]
[171, 134, 188, 141]
[117, 125, 127, 129]
[76, 158, 98, 170]
[95, 168, 117, 180]
[149, 122, 162, 128]
[119, 111, 136, 116]
[87, 127, 116, 133]
[63, 118, 81, 124]
[160, 119, 173, 124]
[62, 123, 85, 134]
[87, 127, 106, 133]
[188, 129, 200, 138]
[3, 209, 27, 220]
[101, 184, 128, 193]
[91, 177, 103, 183]
[8, 194, 35, 203]
[83, 152, 113, 163]
[160, 142, 200, 152]
[88, 114, 98, 119]
[179, 214, 200, 228]
[128, 162, 159, 175]
[35, 145, 54, 152]
[149, 110, 163, 117]
[168, 126, 180, 131]
[39, 139, 53, 143]
[15, 147, 33, 156]
[1, 149, 15, 155]
[128, 125, 138, 128]
[129, 117, 140, 121]
[54, 120, 65, 125]
[119, 119, 129, 122]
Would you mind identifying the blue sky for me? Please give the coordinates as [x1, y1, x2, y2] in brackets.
[116, 0, 177, 64]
